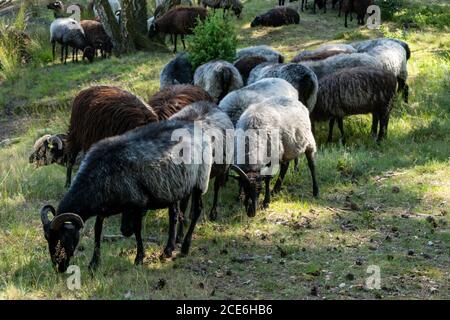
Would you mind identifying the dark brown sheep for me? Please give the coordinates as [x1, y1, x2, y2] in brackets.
[148, 84, 213, 120]
[311, 67, 397, 143]
[251, 7, 300, 28]
[233, 56, 268, 84]
[341, 0, 373, 28]
[30, 84, 213, 187]
[148, 6, 208, 53]
[80, 20, 113, 58]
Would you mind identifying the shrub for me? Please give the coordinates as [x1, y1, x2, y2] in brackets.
[186, 11, 237, 69]
[375, 0, 405, 21]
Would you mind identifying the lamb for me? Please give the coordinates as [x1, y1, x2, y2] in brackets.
[201, 0, 243, 18]
[236, 45, 284, 63]
[39, 102, 227, 272]
[350, 38, 409, 103]
[49, 17, 94, 63]
[230, 96, 319, 217]
[311, 67, 397, 143]
[148, 6, 208, 53]
[291, 43, 356, 62]
[219, 78, 299, 125]
[194, 60, 244, 103]
[247, 62, 318, 112]
[251, 6, 300, 28]
[80, 20, 113, 58]
[341, 0, 373, 28]
[30, 84, 211, 187]
[233, 56, 268, 85]
[299, 52, 382, 80]
[160, 52, 194, 88]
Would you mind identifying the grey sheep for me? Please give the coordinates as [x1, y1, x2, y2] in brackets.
[218, 77, 298, 125]
[194, 60, 244, 103]
[350, 38, 410, 103]
[247, 62, 318, 112]
[230, 95, 319, 217]
[236, 45, 285, 63]
[300, 52, 382, 80]
[160, 52, 194, 89]
[49, 17, 95, 63]
[311, 67, 397, 143]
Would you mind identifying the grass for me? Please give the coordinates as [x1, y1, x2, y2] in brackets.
[0, 0, 449, 299]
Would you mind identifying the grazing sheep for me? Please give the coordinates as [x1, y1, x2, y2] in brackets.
[233, 56, 268, 84]
[201, 0, 243, 18]
[313, 0, 327, 14]
[39, 102, 225, 272]
[311, 67, 397, 143]
[194, 60, 244, 103]
[351, 38, 409, 103]
[148, 6, 208, 53]
[49, 17, 94, 63]
[29, 134, 70, 167]
[291, 43, 356, 62]
[341, 0, 373, 28]
[236, 45, 284, 63]
[230, 96, 319, 217]
[300, 52, 382, 80]
[219, 77, 299, 125]
[80, 20, 113, 58]
[160, 52, 194, 88]
[251, 6, 300, 28]
[247, 62, 318, 112]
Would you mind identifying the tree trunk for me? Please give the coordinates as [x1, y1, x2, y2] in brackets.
[94, 0, 134, 55]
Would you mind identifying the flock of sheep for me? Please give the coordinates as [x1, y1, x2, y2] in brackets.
[29, 1, 411, 273]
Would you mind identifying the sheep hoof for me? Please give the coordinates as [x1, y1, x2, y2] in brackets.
[262, 201, 270, 209]
[313, 188, 319, 198]
[162, 247, 174, 259]
[88, 259, 100, 271]
[180, 243, 190, 256]
[134, 254, 144, 265]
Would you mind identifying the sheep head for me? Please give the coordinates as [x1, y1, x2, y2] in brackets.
[40, 205, 84, 273]
[29, 134, 67, 167]
[148, 22, 159, 38]
[47, 1, 64, 12]
[230, 165, 261, 217]
[250, 16, 262, 28]
[83, 46, 95, 63]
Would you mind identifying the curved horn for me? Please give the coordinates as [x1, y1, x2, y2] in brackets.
[47, 135, 63, 150]
[50, 213, 84, 231]
[229, 164, 250, 184]
[40, 205, 56, 226]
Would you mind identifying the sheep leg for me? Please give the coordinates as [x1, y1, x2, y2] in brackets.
[324, 0, 327, 13]
[313, 1, 316, 13]
[398, 78, 409, 103]
[65, 153, 78, 188]
[337, 117, 346, 145]
[262, 176, 272, 209]
[181, 188, 203, 256]
[60, 44, 64, 63]
[176, 196, 190, 244]
[88, 216, 104, 270]
[52, 41, 56, 61]
[327, 117, 335, 143]
[371, 113, 379, 138]
[338, 0, 342, 17]
[181, 35, 186, 50]
[345, 11, 349, 27]
[272, 162, 289, 194]
[163, 204, 178, 258]
[133, 212, 145, 265]
[306, 149, 319, 197]
[209, 173, 226, 221]
[377, 112, 389, 143]
[173, 34, 177, 53]
[64, 45, 69, 64]
[293, 158, 299, 172]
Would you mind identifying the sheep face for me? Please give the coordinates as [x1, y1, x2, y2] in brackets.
[148, 22, 159, 38]
[250, 17, 262, 28]
[241, 172, 262, 217]
[232, 5, 242, 18]
[40, 206, 84, 273]
[29, 134, 66, 167]
[83, 46, 95, 62]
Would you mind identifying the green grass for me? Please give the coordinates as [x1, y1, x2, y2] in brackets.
[0, 0, 449, 299]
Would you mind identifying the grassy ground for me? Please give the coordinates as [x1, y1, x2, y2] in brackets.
[0, 0, 449, 299]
